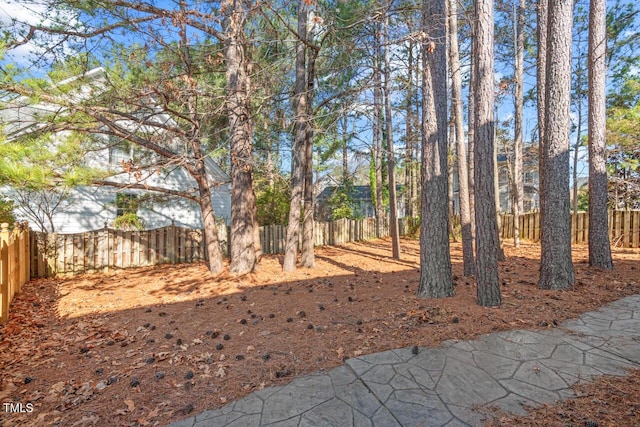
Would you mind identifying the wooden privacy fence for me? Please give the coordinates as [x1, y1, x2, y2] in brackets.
[30, 224, 218, 278]
[1, 223, 31, 324]
[30, 211, 638, 278]
[259, 217, 422, 253]
[30, 217, 412, 278]
[258, 216, 418, 251]
[499, 210, 640, 248]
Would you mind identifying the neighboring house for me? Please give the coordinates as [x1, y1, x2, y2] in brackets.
[496, 146, 540, 213]
[452, 145, 540, 214]
[315, 184, 405, 221]
[8, 156, 232, 234]
[0, 68, 231, 233]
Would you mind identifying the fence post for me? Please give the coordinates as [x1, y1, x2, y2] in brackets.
[1, 223, 10, 323]
[167, 220, 176, 263]
[18, 225, 26, 290]
[25, 225, 30, 282]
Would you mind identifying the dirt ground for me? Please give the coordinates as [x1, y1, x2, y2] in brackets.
[1, 238, 639, 427]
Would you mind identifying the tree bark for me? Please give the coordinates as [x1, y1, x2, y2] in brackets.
[537, 0, 547, 219]
[283, 0, 308, 272]
[373, 26, 385, 237]
[342, 115, 349, 183]
[538, 0, 575, 290]
[224, 0, 258, 274]
[300, 44, 316, 268]
[195, 172, 224, 275]
[466, 3, 477, 245]
[417, 0, 454, 299]
[573, 92, 582, 217]
[512, 0, 525, 248]
[405, 40, 416, 218]
[587, 0, 613, 270]
[572, 32, 586, 224]
[473, 0, 501, 306]
[448, 117, 457, 243]
[493, 110, 505, 261]
[449, 0, 475, 276]
[384, 11, 400, 260]
[412, 48, 421, 219]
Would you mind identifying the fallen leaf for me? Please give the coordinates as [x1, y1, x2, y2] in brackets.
[124, 399, 135, 412]
[156, 352, 170, 361]
[215, 367, 226, 378]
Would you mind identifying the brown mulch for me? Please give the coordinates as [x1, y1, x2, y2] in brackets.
[485, 369, 640, 427]
[1, 238, 639, 426]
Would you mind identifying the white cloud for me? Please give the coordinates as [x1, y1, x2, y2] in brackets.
[0, 1, 47, 24]
[0, 0, 81, 67]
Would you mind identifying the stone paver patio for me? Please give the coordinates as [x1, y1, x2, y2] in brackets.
[170, 294, 640, 426]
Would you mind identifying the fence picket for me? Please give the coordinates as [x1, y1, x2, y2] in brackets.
[633, 211, 639, 248]
[623, 211, 631, 248]
[1, 224, 31, 323]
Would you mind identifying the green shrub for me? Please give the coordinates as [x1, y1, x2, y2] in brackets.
[256, 185, 290, 226]
[114, 212, 144, 230]
[0, 199, 16, 225]
[328, 187, 354, 220]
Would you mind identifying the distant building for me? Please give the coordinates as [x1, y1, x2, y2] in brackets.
[453, 145, 539, 214]
[0, 68, 231, 233]
[315, 184, 405, 221]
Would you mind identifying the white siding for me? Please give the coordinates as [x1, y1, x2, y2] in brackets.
[11, 184, 230, 233]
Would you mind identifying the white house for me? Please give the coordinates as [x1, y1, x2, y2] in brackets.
[0, 68, 231, 233]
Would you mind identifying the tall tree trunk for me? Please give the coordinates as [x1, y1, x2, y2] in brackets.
[384, 11, 400, 260]
[373, 29, 385, 236]
[513, 0, 525, 248]
[411, 45, 421, 218]
[467, 4, 477, 245]
[342, 114, 349, 185]
[449, 0, 475, 276]
[588, 0, 613, 269]
[342, 115, 349, 182]
[266, 149, 275, 187]
[283, 0, 308, 272]
[493, 106, 505, 261]
[301, 44, 317, 268]
[573, 97, 582, 216]
[448, 116, 457, 242]
[417, 0, 454, 299]
[405, 40, 415, 218]
[224, 0, 257, 274]
[572, 37, 586, 227]
[537, 0, 548, 219]
[179, 12, 224, 276]
[473, 0, 501, 306]
[538, 0, 575, 290]
[195, 172, 224, 275]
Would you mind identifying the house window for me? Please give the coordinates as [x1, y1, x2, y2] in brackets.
[116, 193, 139, 217]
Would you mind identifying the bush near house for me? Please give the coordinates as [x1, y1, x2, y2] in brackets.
[0, 198, 16, 225]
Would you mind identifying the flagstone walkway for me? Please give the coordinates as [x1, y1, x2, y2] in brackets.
[170, 294, 640, 426]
